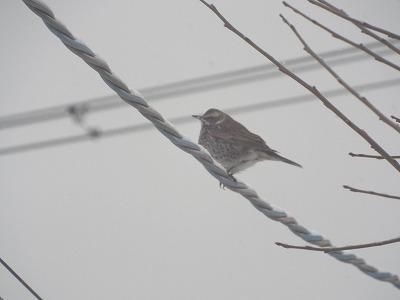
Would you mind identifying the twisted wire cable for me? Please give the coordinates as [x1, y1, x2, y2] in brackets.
[22, 0, 400, 289]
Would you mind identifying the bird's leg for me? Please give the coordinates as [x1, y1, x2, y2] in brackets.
[218, 169, 237, 189]
[228, 174, 237, 182]
[227, 168, 237, 182]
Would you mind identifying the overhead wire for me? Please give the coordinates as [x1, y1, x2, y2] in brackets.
[1, 77, 399, 156]
[0, 39, 397, 130]
[0, 256, 43, 300]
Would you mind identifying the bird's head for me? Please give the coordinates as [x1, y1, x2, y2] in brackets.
[192, 108, 226, 126]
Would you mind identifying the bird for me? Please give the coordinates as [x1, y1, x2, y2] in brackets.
[193, 108, 301, 181]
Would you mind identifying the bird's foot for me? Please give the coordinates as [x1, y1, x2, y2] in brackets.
[228, 173, 237, 182]
[219, 173, 236, 189]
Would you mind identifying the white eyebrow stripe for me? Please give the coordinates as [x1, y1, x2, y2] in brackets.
[215, 115, 225, 124]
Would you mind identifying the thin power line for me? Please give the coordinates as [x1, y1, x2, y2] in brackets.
[0, 256, 43, 300]
[0, 40, 396, 130]
[1, 77, 398, 156]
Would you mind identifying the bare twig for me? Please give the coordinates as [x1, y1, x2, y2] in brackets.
[283, 1, 400, 72]
[280, 11, 400, 135]
[276, 237, 400, 252]
[0, 256, 43, 300]
[349, 152, 400, 160]
[199, 0, 400, 174]
[392, 115, 400, 123]
[308, 0, 400, 56]
[314, 0, 400, 40]
[343, 185, 400, 200]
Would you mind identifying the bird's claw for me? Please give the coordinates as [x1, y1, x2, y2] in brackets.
[219, 173, 237, 189]
[219, 182, 226, 189]
[228, 174, 237, 182]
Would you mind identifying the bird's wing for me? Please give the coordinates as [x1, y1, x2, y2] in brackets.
[209, 118, 277, 153]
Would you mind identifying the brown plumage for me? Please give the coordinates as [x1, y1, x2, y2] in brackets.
[193, 108, 301, 176]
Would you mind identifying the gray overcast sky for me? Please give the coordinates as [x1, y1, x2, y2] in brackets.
[1, 0, 399, 299]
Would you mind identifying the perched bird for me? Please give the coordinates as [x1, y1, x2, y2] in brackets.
[193, 108, 301, 180]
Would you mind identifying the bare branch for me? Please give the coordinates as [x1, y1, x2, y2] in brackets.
[0, 256, 44, 300]
[282, 1, 400, 72]
[313, 0, 400, 40]
[308, 0, 400, 55]
[199, 1, 400, 174]
[276, 237, 400, 252]
[349, 153, 400, 160]
[281, 8, 400, 135]
[392, 115, 400, 123]
[343, 185, 400, 200]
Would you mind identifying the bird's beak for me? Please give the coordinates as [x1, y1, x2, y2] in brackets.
[192, 114, 202, 120]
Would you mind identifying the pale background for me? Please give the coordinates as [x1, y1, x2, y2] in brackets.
[0, 0, 399, 299]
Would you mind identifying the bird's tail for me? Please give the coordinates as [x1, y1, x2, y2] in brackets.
[274, 153, 302, 168]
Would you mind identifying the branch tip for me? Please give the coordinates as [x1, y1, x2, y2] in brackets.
[276, 237, 400, 252]
[344, 185, 400, 200]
